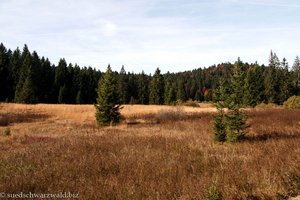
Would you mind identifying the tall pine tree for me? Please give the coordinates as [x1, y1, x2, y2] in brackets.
[243, 63, 264, 106]
[213, 58, 248, 143]
[95, 65, 122, 126]
[226, 58, 247, 142]
[0, 43, 10, 101]
[118, 65, 129, 104]
[264, 51, 280, 104]
[278, 58, 291, 103]
[137, 71, 149, 104]
[292, 56, 300, 95]
[149, 68, 164, 104]
[14, 45, 38, 103]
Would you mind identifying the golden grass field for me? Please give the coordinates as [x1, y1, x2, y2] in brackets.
[0, 103, 299, 199]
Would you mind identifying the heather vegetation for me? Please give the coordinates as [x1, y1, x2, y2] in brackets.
[0, 104, 299, 199]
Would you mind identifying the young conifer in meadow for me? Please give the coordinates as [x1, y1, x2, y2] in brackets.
[95, 65, 122, 126]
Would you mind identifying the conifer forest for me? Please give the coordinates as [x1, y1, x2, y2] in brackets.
[0, 43, 299, 106]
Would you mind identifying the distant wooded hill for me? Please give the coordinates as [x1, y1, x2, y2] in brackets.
[0, 43, 299, 105]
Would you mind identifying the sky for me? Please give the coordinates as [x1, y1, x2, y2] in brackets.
[0, 0, 300, 73]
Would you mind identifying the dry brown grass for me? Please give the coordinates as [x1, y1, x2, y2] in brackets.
[0, 103, 299, 199]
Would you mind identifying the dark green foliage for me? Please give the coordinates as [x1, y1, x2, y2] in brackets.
[17, 77, 36, 103]
[54, 58, 68, 102]
[214, 78, 229, 103]
[95, 65, 122, 126]
[292, 56, 300, 95]
[244, 63, 265, 107]
[224, 58, 248, 142]
[58, 85, 68, 104]
[194, 90, 202, 101]
[213, 79, 228, 142]
[177, 80, 188, 102]
[54, 58, 68, 87]
[137, 71, 149, 104]
[213, 108, 226, 142]
[165, 85, 177, 105]
[14, 45, 38, 103]
[0, 43, 299, 107]
[76, 90, 83, 104]
[38, 57, 55, 103]
[127, 73, 139, 104]
[79, 67, 99, 104]
[0, 43, 11, 101]
[9, 48, 22, 101]
[225, 109, 247, 142]
[278, 58, 292, 103]
[228, 57, 245, 107]
[213, 58, 248, 143]
[117, 66, 129, 104]
[164, 72, 177, 105]
[0, 43, 101, 104]
[149, 68, 164, 104]
[264, 51, 281, 104]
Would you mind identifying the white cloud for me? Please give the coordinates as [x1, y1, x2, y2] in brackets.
[102, 21, 118, 37]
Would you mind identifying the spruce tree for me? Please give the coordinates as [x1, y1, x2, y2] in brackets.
[0, 43, 10, 101]
[177, 80, 187, 102]
[58, 85, 67, 104]
[243, 63, 264, 107]
[278, 58, 291, 103]
[225, 58, 247, 142]
[54, 58, 68, 103]
[164, 73, 177, 105]
[9, 48, 22, 101]
[194, 90, 202, 101]
[149, 68, 164, 104]
[225, 108, 247, 142]
[137, 71, 149, 104]
[127, 73, 138, 104]
[39, 57, 54, 103]
[264, 51, 280, 104]
[95, 65, 122, 126]
[228, 57, 245, 108]
[292, 56, 300, 95]
[213, 58, 248, 143]
[14, 45, 38, 103]
[118, 65, 129, 104]
[213, 78, 227, 142]
[76, 90, 83, 104]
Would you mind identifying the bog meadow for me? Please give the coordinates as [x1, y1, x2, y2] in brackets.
[0, 103, 300, 199]
[0, 41, 300, 199]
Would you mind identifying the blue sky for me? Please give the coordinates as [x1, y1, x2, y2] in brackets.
[1, 0, 299, 73]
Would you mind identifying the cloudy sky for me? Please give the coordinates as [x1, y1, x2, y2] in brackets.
[1, 0, 299, 73]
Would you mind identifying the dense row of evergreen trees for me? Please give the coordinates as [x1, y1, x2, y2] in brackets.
[0, 43, 299, 105]
[0, 43, 100, 104]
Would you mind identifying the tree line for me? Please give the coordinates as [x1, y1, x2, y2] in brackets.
[0, 43, 299, 106]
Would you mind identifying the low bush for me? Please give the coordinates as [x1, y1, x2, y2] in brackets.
[204, 184, 222, 200]
[283, 96, 300, 109]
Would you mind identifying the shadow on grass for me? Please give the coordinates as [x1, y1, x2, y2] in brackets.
[0, 112, 50, 126]
[246, 131, 300, 142]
